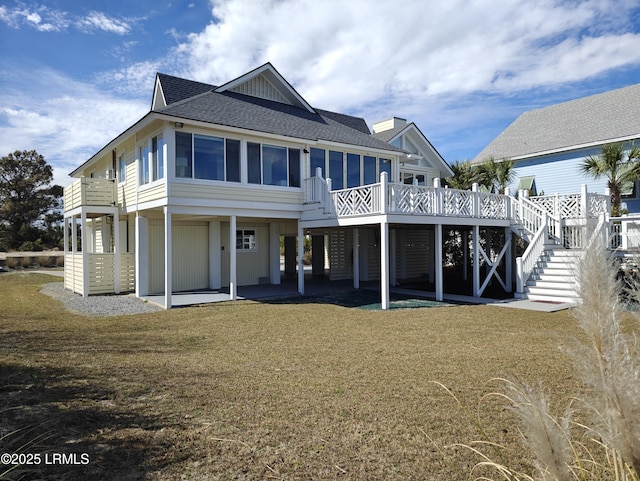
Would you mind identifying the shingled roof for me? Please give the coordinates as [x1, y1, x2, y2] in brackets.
[155, 73, 215, 106]
[472, 83, 640, 163]
[154, 69, 403, 153]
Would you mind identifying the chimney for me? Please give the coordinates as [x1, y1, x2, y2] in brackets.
[372, 117, 407, 133]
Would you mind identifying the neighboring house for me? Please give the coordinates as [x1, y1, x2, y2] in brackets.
[63, 62, 468, 309]
[472, 83, 640, 210]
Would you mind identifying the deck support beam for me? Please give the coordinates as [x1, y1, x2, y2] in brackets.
[164, 207, 172, 309]
[297, 222, 305, 295]
[473, 224, 480, 297]
[229, 215, 237, 300]
[380, 221, 390, 310]
[135, 214, 148, 297]
[435, 223, 443, 301]
[353, 228, 360, 289]
[81, 209, 88, 298]
[505, 227, 513, 293]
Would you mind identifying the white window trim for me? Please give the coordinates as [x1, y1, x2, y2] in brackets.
[236, 228, 258, 252]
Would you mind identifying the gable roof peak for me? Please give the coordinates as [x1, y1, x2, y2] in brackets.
[214, 62, 315, 113]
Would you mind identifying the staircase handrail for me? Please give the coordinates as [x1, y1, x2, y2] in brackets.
[516, 216, 548, 294]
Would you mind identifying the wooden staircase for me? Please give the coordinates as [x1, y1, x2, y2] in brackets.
[519, 245, 581, 303]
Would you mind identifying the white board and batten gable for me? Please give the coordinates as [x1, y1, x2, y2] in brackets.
[215, 63, 315, 113]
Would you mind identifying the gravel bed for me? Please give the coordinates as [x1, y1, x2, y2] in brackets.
[40, 282, 162, 317]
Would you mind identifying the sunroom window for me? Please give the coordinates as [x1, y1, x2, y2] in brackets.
[175, 132, 240, 182]
[248, 142, 301, 187]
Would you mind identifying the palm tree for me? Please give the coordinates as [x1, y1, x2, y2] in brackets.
[581, 142, 640, 216]
[445, 160, 477, 190]
[476, 156, 516, 194]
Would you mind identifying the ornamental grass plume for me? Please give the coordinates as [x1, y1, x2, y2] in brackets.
[572, 239, 640, 477]
[452, 239, 640, 481]
[504, 380, 574, 481]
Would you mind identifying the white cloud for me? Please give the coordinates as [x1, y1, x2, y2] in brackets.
[76, 11, 132, 35]
[176, 0, 640, 113]
[0, 4, 69, 31]
[0, 4, 134, 35]
[0, 66, 147, 186]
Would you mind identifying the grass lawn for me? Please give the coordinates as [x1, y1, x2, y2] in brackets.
[0, 272, 590, 480]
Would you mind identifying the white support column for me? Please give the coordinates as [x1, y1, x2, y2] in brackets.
[209, 221, 221, 289]
[504, 227, 512, 293]
[135, 214, 149, 297]
[390, 228, 396, 287]
[81, 209, 89, 298]
[164, 207, 172, 309]
[473, 224, 480, 297]
[297, 222, 305, 295]
[463, 229, 469, 281]
[380, 221, 390, 310]
[113, 211, 121, 294]
[71, 216, 77, 253]
[353, 228, 360, 289]
[269, 222, 281, 285]
[435, 223, 443, 301]
[229, 215, 237, 300]
[64, 216, 69, 253]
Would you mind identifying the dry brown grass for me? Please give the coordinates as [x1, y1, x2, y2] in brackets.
[0, 272, 590, 480]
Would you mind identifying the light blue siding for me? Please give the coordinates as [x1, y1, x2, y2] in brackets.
[509, 146, 607, 196]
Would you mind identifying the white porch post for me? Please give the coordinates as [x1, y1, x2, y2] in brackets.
[209, 221, 221, 289]
[504, 227, 512, 293]
[229, 215, 237, 300]
[462, 229, 469, 281]
[269, 222, 281, 285]
[164, 207, 172, 309]
[63, 216, 69, 254]
[390, 228, 396, 287]
[353, 228, 360, 289]
[472, 224, 480, 297]
[135, 214, 149, 297]
[80, 209, 89, 298]
[380, 221, 390, 310]
[435, 223, 443, 301]
[113, 210, 121, 294]
[297, 222, 305, 295]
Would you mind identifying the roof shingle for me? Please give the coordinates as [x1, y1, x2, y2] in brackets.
[472, 83, 640, 163]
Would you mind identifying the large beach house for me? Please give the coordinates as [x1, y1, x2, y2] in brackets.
[62, 63, 612, 309]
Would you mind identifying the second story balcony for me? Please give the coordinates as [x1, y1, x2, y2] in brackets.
[63, 178, 117, 212]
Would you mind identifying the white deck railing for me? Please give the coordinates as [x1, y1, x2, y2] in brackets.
[64, 178, 116, 211]
[308, 173, 514, 220]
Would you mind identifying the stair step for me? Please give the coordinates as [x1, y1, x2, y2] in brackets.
[530, 273, 576, 282]
[526, 280, 577, 290]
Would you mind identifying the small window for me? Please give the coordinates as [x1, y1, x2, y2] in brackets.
[139, 144, 150, 185]
[236, 229, 257, 251]
[152, 134, 164, 181]
[175, 132, 193, 178]
[118, 153, 126, 183]
[346, 153, 360, 188]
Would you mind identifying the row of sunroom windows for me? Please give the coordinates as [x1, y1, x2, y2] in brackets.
[135, 131, 393, 190]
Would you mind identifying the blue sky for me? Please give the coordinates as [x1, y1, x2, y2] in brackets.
[1, 0, 640, 187]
